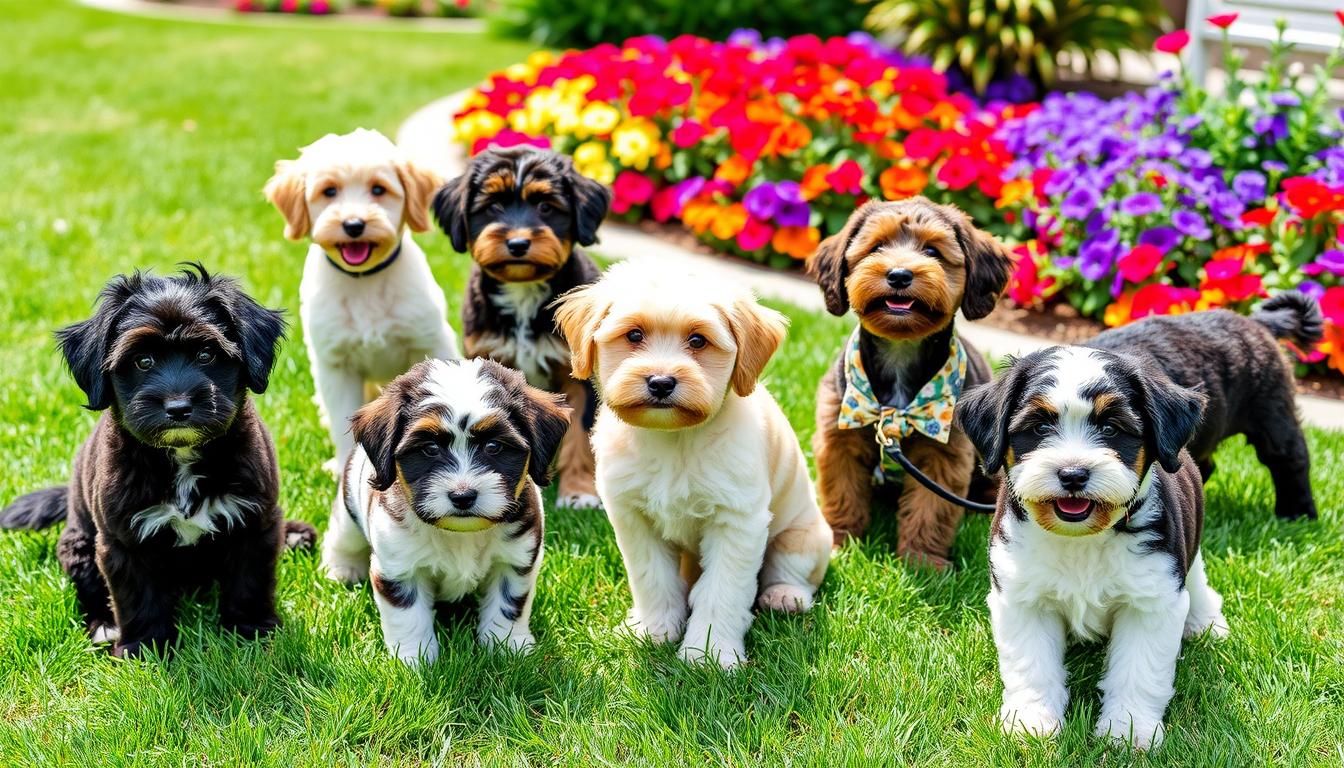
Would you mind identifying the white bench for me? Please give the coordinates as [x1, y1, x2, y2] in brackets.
[1185, 0, 1341, 83]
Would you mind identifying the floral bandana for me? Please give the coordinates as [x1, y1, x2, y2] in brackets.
[837, 326, 967, 484]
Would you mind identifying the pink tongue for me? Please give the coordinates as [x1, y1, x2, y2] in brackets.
[886, 298, 914, 310]
[1056, 497, 1092, 515]
[339, 242, 372, 265]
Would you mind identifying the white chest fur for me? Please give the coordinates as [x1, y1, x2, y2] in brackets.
[488, 282, 568, 388]
[130, 449, 256, 547]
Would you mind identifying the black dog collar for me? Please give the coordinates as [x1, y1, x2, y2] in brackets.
[324, 244, 401, 278]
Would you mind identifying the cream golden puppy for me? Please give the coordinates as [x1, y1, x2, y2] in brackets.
[265, 129, 459, 472]
[555, 263, 831, 669]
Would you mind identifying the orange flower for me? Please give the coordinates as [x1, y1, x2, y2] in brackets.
[710, 203, 748, 241]
[682, 199, 717, 235]
[1210, 243, 1270, 264]
[764, 120, 812, 157]
[1104, 290, 1135, 327]
[879, 163, 928, 200]
[772, 226, 820, 260]
[714, 155, 752, 187]
[1320, 322, 1344, 374]
[800, 164, 832, 201]
[996, 178, 1032, 209]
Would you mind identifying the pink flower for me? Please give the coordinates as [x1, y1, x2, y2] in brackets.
[280, 0, 298, 11]
[1154, 30, 1190, 54]
[936, 155, 978, 190]
[671, 120, 707, 149]
[611, 171, 655, 214]
[736, 217, 774, 251]
[1118, 244, 1164, 282]
[824, 160, 863, 196]
[1207, 13, 1237, 28]
[309, 0, 330, 13]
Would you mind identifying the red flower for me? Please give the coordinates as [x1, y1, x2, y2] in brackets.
[1154, 30, 1190, 54]
[825, 160, 864, 196]
[1131, 283, 1199, 319]
[1337, 10, 1344, 25]
[1282, 176, 1344, 218]
[611, 171, 655, 215]
[671, 120, 708, 149]
[936, 155, 978, 190]
[903, 128, 949, 161]
[1118, 244, 1164, 283]
[1207, 13, 1238, 28]
[1240, 207, 1276, 227]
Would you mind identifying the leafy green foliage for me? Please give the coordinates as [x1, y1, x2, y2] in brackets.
[866, 0, 1169, 92]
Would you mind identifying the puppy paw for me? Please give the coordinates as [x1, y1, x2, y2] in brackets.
[482, 628, 536, 654]
[998, 703, 1062, 739]
[283, 520, 318, 550]
[556, 493, 603, 510]
[89, 623, 121, 645]
[224, 615, 280, 639]
[392, 640, 440, 667]
[623, 611, 685, 645]
[322, 561, 369, 584]
[678, 639, 746, 670]
[757, 583, 814, 613]
[1095, 715, 1164, 750]
[1184, 612, 1229, 640]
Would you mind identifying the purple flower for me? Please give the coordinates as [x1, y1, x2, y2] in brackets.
[1180, 114, 1204, 131]
[1078, 235, 1119, 281]
[1303, 250, 1344, 277]
[1210, 192, 1245, 228]
[1253, 113, 1289, 143]
[1120, 192, 1162, 217]
[727, 28, 763, 47]
[744, 180, 810, 226]
[744, 182, 779, 220]
[1232, 170, 1267, 203]
[1262, 160, 1289, 174]
[1138, 226, 1181, 253]
[1269, 91, 1301, 108]
[1172, 209, 1211, 240]
[1297, 279, 1326, 300]
[1060, 186, 1100, 219]
[672, 177, 707, 211]
[1177, 148, 1212, 169]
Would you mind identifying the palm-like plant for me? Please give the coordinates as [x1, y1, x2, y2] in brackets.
[866, 0, 1169, 93]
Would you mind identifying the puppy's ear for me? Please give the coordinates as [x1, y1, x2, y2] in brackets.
[397, 159, 442, 234]
[521, 385, 572, 486]
[56, 275, 138, 411]
[432, 173, 472, 253]
[807, 202, 876, 316]
[263, 160, 310, 241]
[566, 164, 612, 247]
[351, 384, 406, 492]
[955, 355, 1030, 475]
[226, 288, 286, 395]
[726, 296, 789, 397]
[950, 209, 1015, 320]
[553, 284, 610, 380]
[1134, 365, 1206, 474]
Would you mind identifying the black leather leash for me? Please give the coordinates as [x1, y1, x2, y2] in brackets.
[874, 415, 997, 513]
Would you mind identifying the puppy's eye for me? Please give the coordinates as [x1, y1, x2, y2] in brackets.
[923, 245, 940, 259]
[483, 440, 502, 456]
[1098, 423, 1119, 437]
[371, 184, 386, 196]
[626, 329, 644, 344]
[687, 334, 707, 350]
[537, 201, 554, 215]
[322, 186, 337, 198]
[1032, 423, 1052, 437]
[134, 355, 154, 371]
[195, 347, 215, 365]
[421, 442, 441, 457]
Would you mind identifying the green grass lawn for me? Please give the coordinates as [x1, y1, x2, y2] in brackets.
[2, 2, 1343, 765]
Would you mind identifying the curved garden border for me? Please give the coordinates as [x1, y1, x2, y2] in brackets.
[80, 0, 484, 32]
[419, 93, 1344, 428]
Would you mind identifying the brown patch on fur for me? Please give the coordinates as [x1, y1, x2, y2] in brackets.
[409, 414, 446, 436]
[263, 159, 310, 241]
[470, 413, 503, 434]
[396, 160, 442, 233]
[481, 171, 515, 196]
[725, 298, 788, 397]
[522, 179, 554, 198]
[553, 284, 610, 380]
[1092, 392, 1121, 413]
[679, 550, 702, 587]
[768, 525, 831, 585]
[813, 371, 880, 545]
[1028, 499, 1123, 537]
[471, 223, 571, 282]
[896, 430, 977, 568]
[371, 570, 416, 608]
[555, 378, 598, 502]
[1027, 395, 1059, 417]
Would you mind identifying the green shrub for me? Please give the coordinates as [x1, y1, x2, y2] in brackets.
[491, 0, 869, 48]
[866, 0, 1168, 93]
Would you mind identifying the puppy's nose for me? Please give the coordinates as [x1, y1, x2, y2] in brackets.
[886, 268, 914, 289]
[448, 489, 478, 510]
[506, 237, 531, 257]
[164, 399, 193, 422]
[342, 219, 366, 238]
[1057, 467, 1090, 492]
[646, 375, 677, 400]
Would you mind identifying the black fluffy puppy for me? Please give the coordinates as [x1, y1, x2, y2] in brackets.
[1083, 291, 1323, 520]
[0, 264, 315, 657]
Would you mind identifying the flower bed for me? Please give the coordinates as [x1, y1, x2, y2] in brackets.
[452, 22, 1344, 377]
[213, 0, 473, 17]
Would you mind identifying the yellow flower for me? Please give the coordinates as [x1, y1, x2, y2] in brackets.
[526, 50, 556, 70]
[578, 102, 621, 138]
[610, 118, 661, 170]
[504, 62, 538, 85]
[573, 141, 615, 184]
[452, 109, 505, 145]
[995, 178, 1033, 209]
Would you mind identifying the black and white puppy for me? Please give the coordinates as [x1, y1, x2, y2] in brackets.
[432, 146, 610, 509]
[0, 265, 313, 658]
[1085, 291, 1323, 519]
[320, 357, 570, 664]
[957, 345, 1228, 750]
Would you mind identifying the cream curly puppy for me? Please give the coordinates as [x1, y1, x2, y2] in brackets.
[555, 263, 832, 669]
[265, 129, 460, 472]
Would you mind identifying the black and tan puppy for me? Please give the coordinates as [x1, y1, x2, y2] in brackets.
[807, 197, 1014, 568]
[432, 146, 611, 509]
[1083, 291, 1322, 520]
[0, 265, 314, 658]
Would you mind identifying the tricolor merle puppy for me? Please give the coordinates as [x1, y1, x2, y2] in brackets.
[320, 358, 570, 664]
[0, 265, 315, 658]
[957, 345, 1228, 750]
[433, 146, 610, 510]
